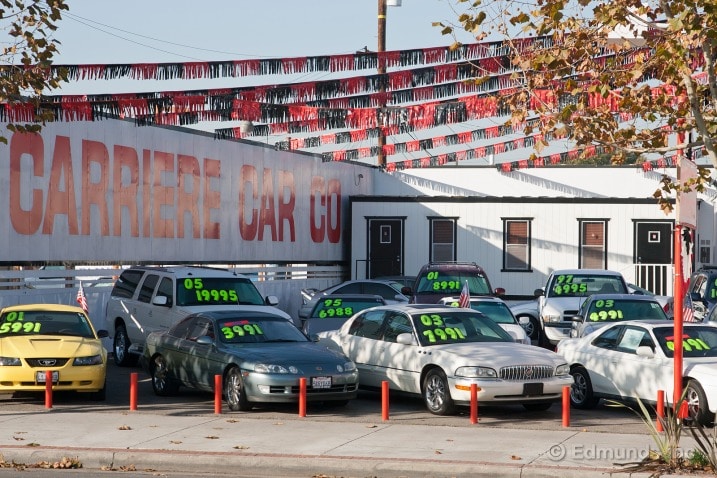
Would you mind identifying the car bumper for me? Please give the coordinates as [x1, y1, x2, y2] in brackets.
[449, 375, 574, 405]
[543, 322, 573, 344]
[0, 365, 106, 393]
[243, 371, 360, 403]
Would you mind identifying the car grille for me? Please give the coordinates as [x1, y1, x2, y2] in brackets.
[25, 358, 70, 367]
[500, 365, 554, 381]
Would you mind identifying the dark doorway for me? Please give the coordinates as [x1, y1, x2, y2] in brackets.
[368, 218, 404, 279]
[634, 221, 673, 295]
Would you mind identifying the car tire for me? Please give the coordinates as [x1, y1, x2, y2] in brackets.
[225, 366, 252, 411]
[113, 324, 136, 367]
[150, 354, 179, 396]
[422, 368, 455, 415]
[521, 316, 540, 342]
[522, 402, 552, 411]
[685, 380, 714, 426]
[570, 366, 599, 409]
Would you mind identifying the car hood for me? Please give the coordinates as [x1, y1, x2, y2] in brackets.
[428, 341, 564, 366]
[542, 296, 589, 312]
[219, 341, 350, 364]
[179, 304, 292, 320]
[0, 336, 104, 356]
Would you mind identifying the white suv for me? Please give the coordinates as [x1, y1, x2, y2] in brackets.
[105, 266, 291, 366]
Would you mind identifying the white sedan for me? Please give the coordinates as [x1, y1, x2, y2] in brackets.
[439, 296, 531, 344]
[557, 320, 717, 426]
[318, 304, 573, 415]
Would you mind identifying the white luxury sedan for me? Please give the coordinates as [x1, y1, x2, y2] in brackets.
[317, 304, 573, 415]
[557, 320, 717, 426]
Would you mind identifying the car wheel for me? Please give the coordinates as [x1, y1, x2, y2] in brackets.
[113, 324, 136, 367]
[685, 380, 714, 426]
[150, 354, 179, 396]
[522, 402, 552, 411]
[224, 367, 252, 411]
[422, 368, 455, 415]
[570, 366, 599, 409]
[521, 317, 540, 342]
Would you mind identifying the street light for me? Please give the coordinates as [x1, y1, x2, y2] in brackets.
[377, 0, 402, 167]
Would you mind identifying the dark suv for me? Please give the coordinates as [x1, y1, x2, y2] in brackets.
[685, 266, 717, 322]
[405, 262, 504, 304]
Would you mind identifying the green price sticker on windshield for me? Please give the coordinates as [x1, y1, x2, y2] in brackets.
[665, 335, 710, 352]
[588, 299, 624, 321]
[221, 321, 264, 339]
[184, 278, 238, 303]
[418, 314, 466, 342]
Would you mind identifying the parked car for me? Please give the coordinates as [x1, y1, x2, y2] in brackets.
[405, 262, 504, 304]
[627, 283, 674, 319]
[0, 303, 108, 400]
[534, 269, 629, 347]
[142, 310, 358, 410]
[438, 296, 531, 344]
[684, 266, 717, 322]
[301, 294, 386, 336]
[557, 320, 717, 426]
[298, 279, 409, 321]
[317, 304, 572, 415]
[106, 266, 292, 367]
[569, 293, 669, 338]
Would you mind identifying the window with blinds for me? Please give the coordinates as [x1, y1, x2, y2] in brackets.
[430, 218, 456, 262]
[580, 220, 606, 268]
[503, 219, 531, 270]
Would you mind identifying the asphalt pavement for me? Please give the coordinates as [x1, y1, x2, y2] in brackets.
[0, 401, 699, 478]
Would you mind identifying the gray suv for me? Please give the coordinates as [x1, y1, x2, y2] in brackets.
[105, 266, 291, 366]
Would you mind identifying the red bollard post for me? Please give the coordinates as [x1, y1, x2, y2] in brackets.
[44, 370, 53, 409]
[656, 390, 665, 432]
[299, 378, 307, 417]
[214, 375, 222, 414]
[679, 400, 689, 420]
[470, 384, 478, 424]
[129, 372, 138, 411]
[562, 385, 570, 427]
[382, 381, 389, 421]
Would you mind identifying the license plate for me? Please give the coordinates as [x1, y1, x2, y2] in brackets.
[36, 371, 59, 383]
[311, 376, 332, 389]
[523, 382, 543, 396]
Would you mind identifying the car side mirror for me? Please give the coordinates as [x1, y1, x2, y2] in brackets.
[196, 336, 213, 345]
[518, 316, 530, 326]
[401, 286, 412, 296]
[396, 333, 416, 345]
[636, 345, 655, 358]
[494, 287, 505, 296]
[534, 288, 545, 297]
[96, 329, 109, 339]
[153, 295, 169, 307]
[265, 295, 279, 306]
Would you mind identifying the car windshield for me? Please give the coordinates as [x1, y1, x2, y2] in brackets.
[547, 274, 626, 298]
[585, 298, 667, 322]
[309, 297, 382, 319]
[415, 272, 491, 297]
[652, 326, 717, 358]
[0, 310, 95, 338]
[217, 316, 308, 344]
[177, 277, 265, 306]
[468, 301, 516, 324]
[410, 310, 513, 346]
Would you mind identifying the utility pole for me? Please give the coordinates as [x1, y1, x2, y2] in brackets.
[377, 0, 387, 168]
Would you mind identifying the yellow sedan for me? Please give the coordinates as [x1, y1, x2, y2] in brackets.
[0, 304, 108, 400]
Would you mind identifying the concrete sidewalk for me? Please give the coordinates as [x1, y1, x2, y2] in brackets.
[0, 408, 690, 477]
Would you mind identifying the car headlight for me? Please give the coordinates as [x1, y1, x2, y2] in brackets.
[73, 355, 104, 366]
[455, 366, 497, 378]
[556, 364, 570, 376]
[0, 357, 21, 366]
[543, 314, 562, 323]
[254, 364, 299, 374]
[340, 361, 356, 372]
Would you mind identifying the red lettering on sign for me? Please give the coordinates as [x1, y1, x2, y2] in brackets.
[112, 145, 139, 237]
[277, 170, 296, 241]
[43, 135, 79, 235]
[310, 176, 325, 243]
[239, 164, 258, 240]
[203, 158, 220, 239]
[177, 154, 201, 238]
[326, 178, 341, 243]
[81, 140, 110, 236]
[10, 133, 44, 235]
[153, 151, 175, 238]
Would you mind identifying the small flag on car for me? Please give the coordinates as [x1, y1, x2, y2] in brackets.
[458, 281, 470, 308]
[683, 306, 695, 322]
[76, 281, 88, 313]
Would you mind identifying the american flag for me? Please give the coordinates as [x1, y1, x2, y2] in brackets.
[458, 281, 470, 308]
[683, 306, 695, 322]
[76, 281, 88, 313]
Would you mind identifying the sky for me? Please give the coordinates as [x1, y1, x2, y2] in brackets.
[40, 0, 579, 166]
